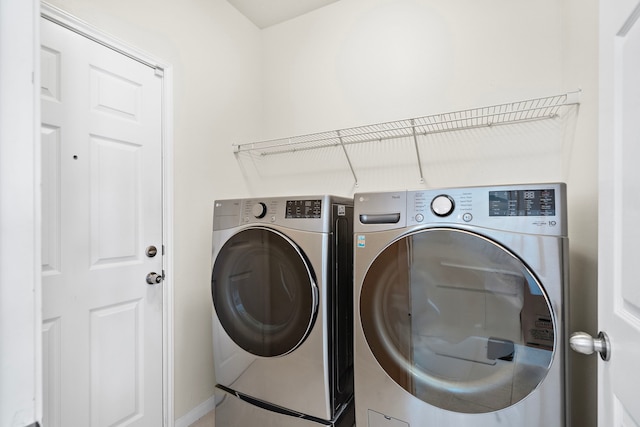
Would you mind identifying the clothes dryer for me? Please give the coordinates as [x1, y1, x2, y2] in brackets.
[353, 183, 569, 426]
[211, 195, 354, 427]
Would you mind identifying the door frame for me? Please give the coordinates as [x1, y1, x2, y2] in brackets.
[40, 3, 175, 425]
[0, 0, 42, 425]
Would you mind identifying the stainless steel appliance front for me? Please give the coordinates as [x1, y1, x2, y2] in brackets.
[353, 183, 569, 426]
[211, 195, 354, 426]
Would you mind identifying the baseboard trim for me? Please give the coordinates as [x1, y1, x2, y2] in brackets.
[175, 395, 216, 427]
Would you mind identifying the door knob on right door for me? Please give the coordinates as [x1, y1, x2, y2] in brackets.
[569, 331, 610, 361]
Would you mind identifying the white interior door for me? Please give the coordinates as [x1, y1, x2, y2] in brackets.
[595, 0, 640, 425]
[40, 16, 164, 427]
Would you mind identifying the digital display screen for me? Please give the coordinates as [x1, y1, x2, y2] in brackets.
[489, 189, 556, 217]
[285, 200, 322, 218]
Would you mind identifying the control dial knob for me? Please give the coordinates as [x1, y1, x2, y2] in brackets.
[252, 202, 267, 218]
[431, 195, 455, 217]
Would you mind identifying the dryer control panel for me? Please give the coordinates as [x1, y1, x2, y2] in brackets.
[285, 199, 323, 219]
[213, 195, 352, 233]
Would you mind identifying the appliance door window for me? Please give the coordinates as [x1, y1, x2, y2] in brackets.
[360, 228, 555, 413]
[212, 227, 317, 357]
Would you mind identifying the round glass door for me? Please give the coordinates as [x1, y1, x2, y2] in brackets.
[212, 227, 317, 357]
[360, 228, 555, 413]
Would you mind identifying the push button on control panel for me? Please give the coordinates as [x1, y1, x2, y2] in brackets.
[431, 195, 455, 217]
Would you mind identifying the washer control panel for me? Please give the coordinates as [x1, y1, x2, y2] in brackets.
[407, 189, 474, 226]
[354, 183, 567, 236]
[488, 189, 556, 217]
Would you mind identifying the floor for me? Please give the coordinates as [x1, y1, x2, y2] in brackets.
[186, 407, 355, 427]
[189, 410, 215, 427]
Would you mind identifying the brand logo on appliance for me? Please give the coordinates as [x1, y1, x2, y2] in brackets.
[532, 220, 557, 227]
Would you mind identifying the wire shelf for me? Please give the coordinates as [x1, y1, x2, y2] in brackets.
[233, 90, 581, 185]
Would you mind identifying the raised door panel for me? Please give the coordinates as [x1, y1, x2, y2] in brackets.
[90, 301, 143, 427]
[41, 125, 61, 275]
[42, 318, 61, 427]
[90, 136, 142, 267]
[90, 66, 141, 122]
[41, 45, 61, 102]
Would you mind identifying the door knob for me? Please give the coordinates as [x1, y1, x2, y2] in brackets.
[569, 331, 610, 361]
[146, 272, 163, 285]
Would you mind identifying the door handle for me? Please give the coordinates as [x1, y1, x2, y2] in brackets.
[569, 331, 610, 361]
[146, 272, 163, 285]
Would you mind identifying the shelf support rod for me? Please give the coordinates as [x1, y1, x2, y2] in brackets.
[412, 119, 425, 184]
[337, 130, 359, 186]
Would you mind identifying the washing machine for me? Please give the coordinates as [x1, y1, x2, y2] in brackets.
[353, 183, 569, 427]
[211, 195, 355, 427]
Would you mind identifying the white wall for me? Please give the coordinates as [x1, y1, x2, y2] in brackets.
[262, 0, 564, 138]
[244, 0, 573, 197]
[255, 1, 598, 426]
[43, 0, 263, 419]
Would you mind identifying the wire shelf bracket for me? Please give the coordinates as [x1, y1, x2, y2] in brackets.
[233, 90, 581, 186]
